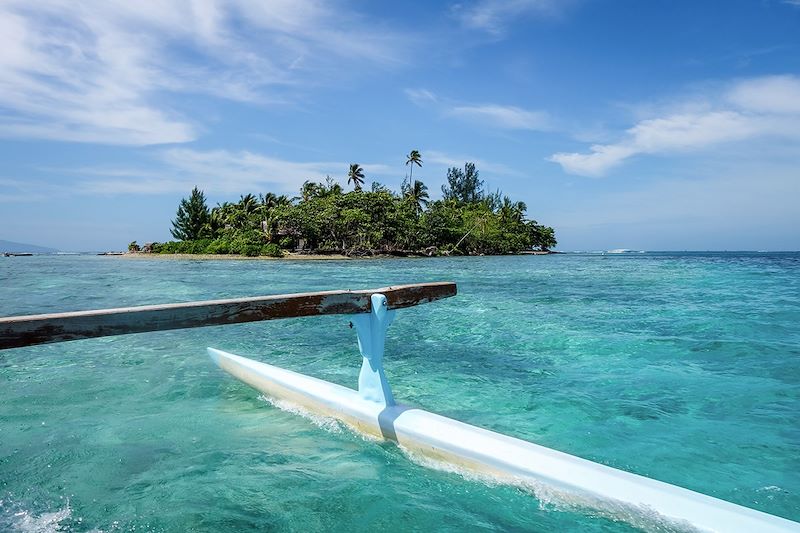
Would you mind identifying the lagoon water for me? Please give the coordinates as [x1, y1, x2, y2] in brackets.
[1, 253, 798, 532]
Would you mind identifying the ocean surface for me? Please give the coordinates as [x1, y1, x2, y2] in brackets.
[1, 252, 798, 532]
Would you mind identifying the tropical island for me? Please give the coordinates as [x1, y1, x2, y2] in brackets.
[131, 153, 556, 258]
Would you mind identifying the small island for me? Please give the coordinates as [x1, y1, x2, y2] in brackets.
[131, 156, 556, 258]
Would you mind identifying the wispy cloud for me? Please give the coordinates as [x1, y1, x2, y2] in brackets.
[549, 75, 800, 177]
[404, 89, 550, 131]
[449, 104, 550, 130]
[452, 0, 571, 35]
[75, 149, 394, 196]
[67, 147, 515, 197]
[425, 150, 524, 177]
[405, 88, 439, 106]
[0, 0, 408, 146]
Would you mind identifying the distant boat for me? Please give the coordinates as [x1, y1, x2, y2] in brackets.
[3, 252, 33, 257]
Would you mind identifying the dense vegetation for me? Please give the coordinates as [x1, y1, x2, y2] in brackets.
[140, 157, 556, 257]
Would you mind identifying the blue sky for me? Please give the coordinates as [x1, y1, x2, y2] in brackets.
[1, 0, 799, 251]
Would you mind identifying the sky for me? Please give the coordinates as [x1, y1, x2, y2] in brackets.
[1, 0, 799, 252]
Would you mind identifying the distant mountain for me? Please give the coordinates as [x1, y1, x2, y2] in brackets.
[0, 239, 58, 253]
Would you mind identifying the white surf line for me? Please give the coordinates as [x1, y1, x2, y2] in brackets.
[208, 347, 800, 533]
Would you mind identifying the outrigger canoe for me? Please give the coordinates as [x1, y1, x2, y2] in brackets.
[210, 293, 800, 533]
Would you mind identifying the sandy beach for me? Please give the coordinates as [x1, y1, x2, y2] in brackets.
[118, 251, 552, 260]
[120, 252, 354, 260]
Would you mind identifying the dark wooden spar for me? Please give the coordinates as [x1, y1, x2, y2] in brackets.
[0, 282, 457, 350]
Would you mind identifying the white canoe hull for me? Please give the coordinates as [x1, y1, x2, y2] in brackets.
[209, 347, 799, 533]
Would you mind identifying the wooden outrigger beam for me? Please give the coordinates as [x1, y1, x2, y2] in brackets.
[0, 282, 456, 350]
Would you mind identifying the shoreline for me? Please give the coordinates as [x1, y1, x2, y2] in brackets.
[121, 252, 352, 260]
[118, 251, 553, 261]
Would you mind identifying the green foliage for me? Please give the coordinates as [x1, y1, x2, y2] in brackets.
[261, 243, 283, 257]
[204, 239, 231, 254]
[401, 178, 429, 215]
[442, 162, 483, 204]
[128, 241, 140, 252]
[171, 187, 211, 241]
[157, 161, 555, 257]
[371, 181, 391, 193]
[152, 239, 213, 254]
[149, 237, 284, 257]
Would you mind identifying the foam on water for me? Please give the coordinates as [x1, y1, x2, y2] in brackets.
[13, 508, 72, 533]
[0, 499, 72, 533]
[398, 447, 702, 533]
[258, 394, 345, 434]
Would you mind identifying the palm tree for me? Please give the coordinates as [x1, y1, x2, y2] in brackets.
[512, 200, 527, 223]
[260, 192, 279, 209]
[347, 163, 365, 191]
[404, 179, 429, 215]
[239, 193, 259, 216]
[300, 180, 320, 202]
[209, 203, 228, 235]
[406, 150, 422, 180]
[500, 196, 527, 224]
[500, 196, 513, 223]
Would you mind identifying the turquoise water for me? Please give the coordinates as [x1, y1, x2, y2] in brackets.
[1, 253, 798, 532]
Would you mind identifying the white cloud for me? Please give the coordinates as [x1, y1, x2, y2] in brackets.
[75, 149, 394, 196]
[0, 0, 408, 146]
[549, 145, 635, 178]
[0, 3, 197, 145]
[69, 148, 512, 197]
[550, 75, 800, 177]
[404, 88, 550, 132]
[449, 104, 549, 130]
[425, 150, 523, 177]
[158, 149, 335, 193]
[453, 0, 566, 35]
[726, 75, 800, 114]
[405, 88, 439, 106]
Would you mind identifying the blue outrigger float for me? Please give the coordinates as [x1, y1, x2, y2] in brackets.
[1, 282, 798, 532]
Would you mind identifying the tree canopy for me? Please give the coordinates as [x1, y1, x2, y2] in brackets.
[153, 160, 556, 257]
[442, 162, 483, 204]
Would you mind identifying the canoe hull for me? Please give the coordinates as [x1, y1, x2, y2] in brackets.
[209, 347, 799, 533]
